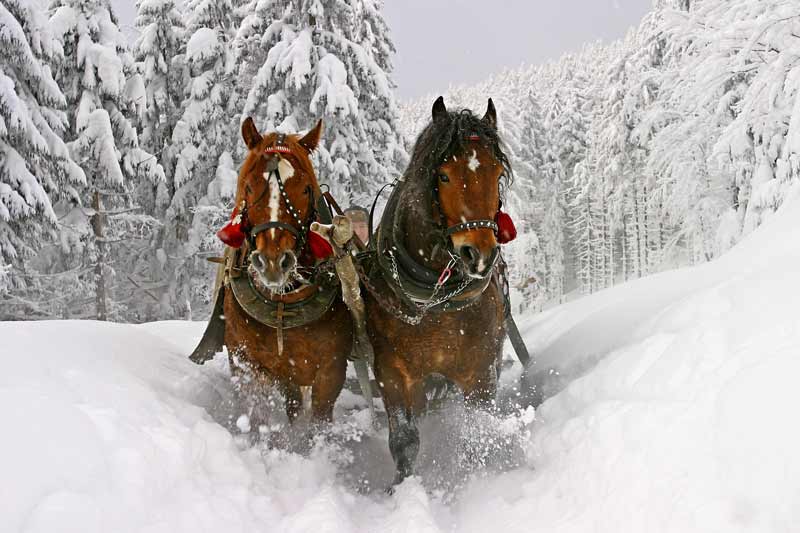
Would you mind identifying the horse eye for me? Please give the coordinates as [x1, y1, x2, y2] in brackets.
[438, 173, 450, 183]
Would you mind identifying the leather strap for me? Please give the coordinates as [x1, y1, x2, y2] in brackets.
[250, 221, 301, 239]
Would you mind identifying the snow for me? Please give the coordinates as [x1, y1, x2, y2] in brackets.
[311, 53, 358, 118]
[3, 184, 800, 531]
[186, 27, 221, 64]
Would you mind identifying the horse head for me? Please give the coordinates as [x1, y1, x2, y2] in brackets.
[428, 97, 511, 278]
[236, 117, 325, 291]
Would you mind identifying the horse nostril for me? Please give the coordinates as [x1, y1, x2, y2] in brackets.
[459, 245, 480, 268]
[279, 251, 296, 273]
[250, 251, 266, 271]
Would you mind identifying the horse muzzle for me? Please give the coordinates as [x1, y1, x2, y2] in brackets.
[456, 243, 498, 279]
[249, 249, 297, 290]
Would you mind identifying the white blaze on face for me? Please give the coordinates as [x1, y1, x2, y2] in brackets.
[467, 150, 480, 172]
[265, 172, 281, 238]
[264, 157, 297, 238]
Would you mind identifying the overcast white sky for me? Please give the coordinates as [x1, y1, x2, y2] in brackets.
[110, 0, 652, 100]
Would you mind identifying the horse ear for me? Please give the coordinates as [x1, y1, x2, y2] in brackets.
[482, 98, 497, 130]
[300, 119, 323, 152]
[432, 96, 448, 122]
[241, 117, 262, 149]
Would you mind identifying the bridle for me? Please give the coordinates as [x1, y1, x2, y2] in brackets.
[362, 134, 504, 324]
[430, 134, 502, 278]
[241, 134, 316, 257]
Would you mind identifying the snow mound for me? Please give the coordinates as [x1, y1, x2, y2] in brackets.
[2, 187, 800, 531]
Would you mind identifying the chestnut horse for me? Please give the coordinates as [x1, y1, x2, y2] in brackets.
[193, 118, 353, 432]
[363, 97, 512, 483]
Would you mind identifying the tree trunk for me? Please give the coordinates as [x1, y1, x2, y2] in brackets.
[642, 183, 649, 275]
[633, 182, 642, 279]
[92, 190, 108, 321]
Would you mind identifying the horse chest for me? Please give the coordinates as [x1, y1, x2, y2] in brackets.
[367, 287, 504, 378]
[223, 291, 351, 386]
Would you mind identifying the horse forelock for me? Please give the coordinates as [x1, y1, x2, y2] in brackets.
[398, 108, 513, 228]
[410, 109, 510, 186]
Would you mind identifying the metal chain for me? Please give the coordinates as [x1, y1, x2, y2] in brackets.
[354, 252, 424, 325]
[387, 249, 474, 321]
[353, 248, 475, 326]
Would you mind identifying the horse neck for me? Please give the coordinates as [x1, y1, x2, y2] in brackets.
[392, 179, 450, 272]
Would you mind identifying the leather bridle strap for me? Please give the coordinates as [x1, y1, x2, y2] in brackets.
[250, 221, 302, 239]
[444, 219, 498, 237]
[245, 165, 314, 254]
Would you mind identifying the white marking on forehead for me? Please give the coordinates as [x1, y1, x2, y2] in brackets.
[263, 157, 297, 239]
[467, 150, 480, 172]
[452, 155, 458, 162]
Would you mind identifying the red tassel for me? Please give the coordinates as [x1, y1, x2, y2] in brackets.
[217, 206, 247, 248]
[495, 210, 517, 244]
[308, 230, 333, 260]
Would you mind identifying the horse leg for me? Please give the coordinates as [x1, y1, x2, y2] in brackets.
[281, 382, 303, 424]
[310, 355, 347, 425]
[229, 353, 273, 436]
[379, 365, 424, 485]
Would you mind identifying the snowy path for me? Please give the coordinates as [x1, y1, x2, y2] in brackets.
[3, 188, 800, 532]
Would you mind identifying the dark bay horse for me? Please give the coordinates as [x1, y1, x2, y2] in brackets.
[192, 118, 353, 432]
[364, 97, 512, 483]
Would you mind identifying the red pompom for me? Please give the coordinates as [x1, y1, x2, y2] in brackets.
[495, 210, 517, 244]
[217, 207, 246, 248]
[308, 230, 333, 260]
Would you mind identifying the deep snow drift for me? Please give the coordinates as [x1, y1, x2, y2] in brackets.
[3, 187, 800, 532]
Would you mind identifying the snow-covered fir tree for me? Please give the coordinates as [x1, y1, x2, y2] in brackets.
[0, 0, 91, 319]
[0, 0, 84, 284]
[236, 0, 407, 207]
[160, 0, 239, 317]
[133, 0, 185, 215]
[37, 0, 165, 320]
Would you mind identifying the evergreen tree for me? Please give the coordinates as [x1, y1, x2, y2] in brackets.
[160, 0, 238, 317]
[236, 0, 407, 206]
[0, 0, 84, 275]
[44, 0, 164, 320]
[134, 0, 185, 214]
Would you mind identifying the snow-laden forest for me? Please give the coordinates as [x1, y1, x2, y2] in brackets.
[2, 0, 799, 321]
[400, 0, 800, 311]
